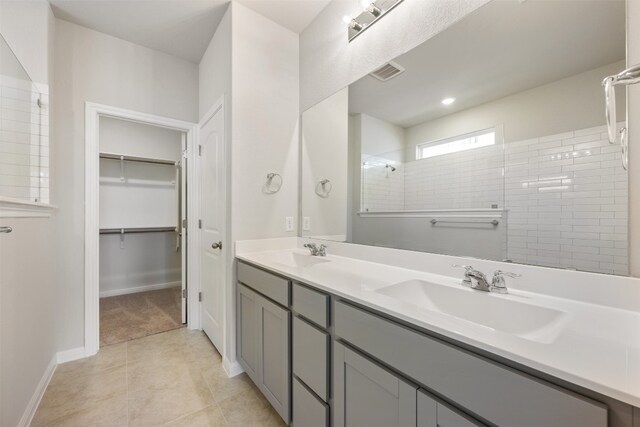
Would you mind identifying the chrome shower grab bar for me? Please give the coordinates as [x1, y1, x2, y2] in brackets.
[0, 226, 12, 233]
[99, 227, 178, 235]
[430, 218, 499, 226]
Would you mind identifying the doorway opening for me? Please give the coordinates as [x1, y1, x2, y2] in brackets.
[98, 117, 187, 346]
[85, 103, 201, 358]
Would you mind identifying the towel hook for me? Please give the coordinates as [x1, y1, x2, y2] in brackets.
[263, 173, 282, 194]
[315, 179, 332, 198]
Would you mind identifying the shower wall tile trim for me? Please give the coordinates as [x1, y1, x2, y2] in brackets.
[0, 75, 49, 203]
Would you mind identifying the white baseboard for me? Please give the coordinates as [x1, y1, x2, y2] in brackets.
[223, 358, 244, 378]
[56, 347, 87, 364]
[17, 354, 57, 427]
[99, 281, 181, 298]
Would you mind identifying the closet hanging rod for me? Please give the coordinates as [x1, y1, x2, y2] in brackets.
[99, 227, 178, 235]
[99, 152, 177, 166]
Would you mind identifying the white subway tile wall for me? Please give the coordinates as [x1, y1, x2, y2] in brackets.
[0, 75, 48, 203]
[361, 156, 405, 211]
[403, 143, 504, 210]
[360, 124, 628, 275]
[505, 124, 628, 275]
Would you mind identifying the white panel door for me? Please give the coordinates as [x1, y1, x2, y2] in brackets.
[200, 104, 225, 352]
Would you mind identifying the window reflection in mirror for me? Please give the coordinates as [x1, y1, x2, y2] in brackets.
[301, 0, 627, 276]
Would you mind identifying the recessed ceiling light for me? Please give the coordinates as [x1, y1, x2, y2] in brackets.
[441, 97, 455, 105]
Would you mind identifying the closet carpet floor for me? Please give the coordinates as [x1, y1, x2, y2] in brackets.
[100, 287, 183, 347]
[32, 328, 286, 426]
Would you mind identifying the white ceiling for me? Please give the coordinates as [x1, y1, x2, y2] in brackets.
[348, 0, 626, 128]
[235, 0, 331, 33]
[49, 0, 331, 63]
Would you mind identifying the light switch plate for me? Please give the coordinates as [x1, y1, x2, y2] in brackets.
[303, 217, 311, 231]
[285, 216, 294, 232]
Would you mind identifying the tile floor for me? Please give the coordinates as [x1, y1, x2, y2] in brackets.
[32, 328, 286, 426]
[100, 287, 183, 347]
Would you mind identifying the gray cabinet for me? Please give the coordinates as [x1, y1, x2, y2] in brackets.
[418, 390, 483, 427]
[236, 282, 291, 424]
[334, 300, 607, 427]
[293, 315, 329, 400]
[237, 283, 259, 382]
[293, 377, 329, 427]
[258, 295, 291, 423]
[333, 341, 417, 427]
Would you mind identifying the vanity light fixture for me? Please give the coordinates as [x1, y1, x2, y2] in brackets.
[441, 97, 456, 105]
[361, 0, 382, 17]
[342, 15, 364, 31]
[346, 0, 404, 41]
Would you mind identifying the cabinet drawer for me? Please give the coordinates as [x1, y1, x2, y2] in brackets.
[293, 315, 329, 401]
[293, 377, 329, 427]
[238, 261, 290, 307]
[335, 301, 607, 427]
[293, 282, 329, 328]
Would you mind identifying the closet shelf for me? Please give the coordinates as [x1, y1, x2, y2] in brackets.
[99, 152, 178, 166]
[100, 226, 178, 235]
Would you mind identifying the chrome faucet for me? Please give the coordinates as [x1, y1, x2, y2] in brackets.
[452, 265, 520, 293]
[304, 243, 327, 256]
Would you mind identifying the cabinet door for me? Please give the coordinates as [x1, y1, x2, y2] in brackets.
[334, 342, 416, 427]
[437, 405, 482, 427]
[417, 390, 437, 427]
[237, 284, 259, 382]
[419, 389, 483, 427]
[258, 295, 291, 424]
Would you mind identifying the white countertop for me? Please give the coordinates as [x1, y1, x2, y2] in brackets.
[236, 246, 640, 408]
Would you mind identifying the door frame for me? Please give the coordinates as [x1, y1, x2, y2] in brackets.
[84, 102, 200, 357]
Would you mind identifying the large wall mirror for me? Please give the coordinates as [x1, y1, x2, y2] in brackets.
[301, 0, 629, 275]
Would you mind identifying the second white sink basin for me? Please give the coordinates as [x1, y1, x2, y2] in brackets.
[376, 279, 568, 343]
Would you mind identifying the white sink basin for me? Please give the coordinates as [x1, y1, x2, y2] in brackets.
[263, 251, 331, 268]
[376, 280, 568, 343]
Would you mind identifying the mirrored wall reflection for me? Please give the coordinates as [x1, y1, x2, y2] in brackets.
[301, 0, 628, 275]
[0, 34, 47, 203]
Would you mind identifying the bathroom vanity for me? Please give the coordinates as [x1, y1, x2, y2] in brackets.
[235, 245, 640, 427]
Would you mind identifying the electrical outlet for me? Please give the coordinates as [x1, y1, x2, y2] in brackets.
[303, 217, 311, 231]
[285, 216, 294, 232]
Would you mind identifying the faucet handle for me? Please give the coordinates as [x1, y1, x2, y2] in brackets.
[452, 264, 473, 272]
[491, 270, 521, 294]
[493, 270, 521, 278]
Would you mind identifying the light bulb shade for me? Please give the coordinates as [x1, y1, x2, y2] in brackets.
[366, 3, 381, 17]
[349, 19, 364, 31]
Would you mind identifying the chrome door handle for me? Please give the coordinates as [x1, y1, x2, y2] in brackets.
[0, 226, 12, 233]
[211, 241, 222, 250]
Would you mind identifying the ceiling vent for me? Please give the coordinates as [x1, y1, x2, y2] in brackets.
[369, 61, 405, 82]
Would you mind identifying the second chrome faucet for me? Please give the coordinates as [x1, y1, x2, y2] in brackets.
[304, 243, 327, 256]
[452, 265, 520, 294]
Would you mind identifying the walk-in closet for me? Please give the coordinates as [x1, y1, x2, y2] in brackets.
[98, 117, 186, 346]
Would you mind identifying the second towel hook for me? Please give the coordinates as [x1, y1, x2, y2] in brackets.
[315, 179, 332, 198]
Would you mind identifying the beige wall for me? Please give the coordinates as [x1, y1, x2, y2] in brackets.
[302, 87, 349, 239]
[198, 2, 300, 368]
[0, 1, 56, 425]
[52, 19, 198, 352]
